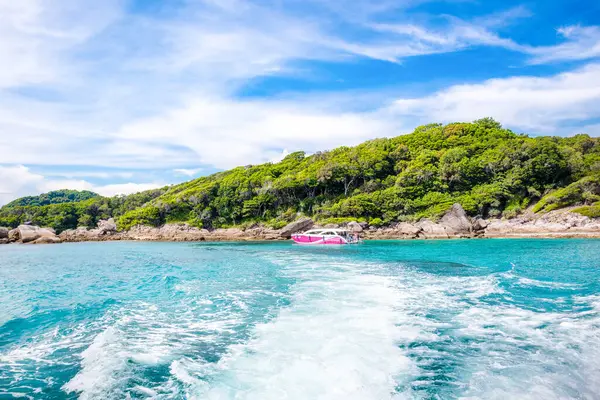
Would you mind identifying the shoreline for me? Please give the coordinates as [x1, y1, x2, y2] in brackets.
[3, 203, 600, 245]
[5, 233, 600, 247]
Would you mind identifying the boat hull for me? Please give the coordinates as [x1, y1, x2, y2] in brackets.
[291, 234, 349, 245]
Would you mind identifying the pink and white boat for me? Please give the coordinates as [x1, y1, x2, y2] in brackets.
[291, 229, 361, 245]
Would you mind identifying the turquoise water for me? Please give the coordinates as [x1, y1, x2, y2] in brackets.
[1, 240, 599, 399]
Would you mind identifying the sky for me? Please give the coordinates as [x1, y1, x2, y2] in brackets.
[1, 0, 600, 205]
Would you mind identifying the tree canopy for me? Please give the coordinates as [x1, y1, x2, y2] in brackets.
[4, 190, 99, 208]
[2, 119, 599, 233]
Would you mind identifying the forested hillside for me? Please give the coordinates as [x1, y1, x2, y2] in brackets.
[2, 119, 600, 232]
[5, 190, 99, 208]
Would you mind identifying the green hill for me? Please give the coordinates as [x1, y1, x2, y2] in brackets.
[4, 190, 100, 208]
[2, 118, 600, 232]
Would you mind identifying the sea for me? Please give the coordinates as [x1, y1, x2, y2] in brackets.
[1, 239, 599, 399]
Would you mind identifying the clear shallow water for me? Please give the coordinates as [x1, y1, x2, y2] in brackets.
[1, 240, 599, 399]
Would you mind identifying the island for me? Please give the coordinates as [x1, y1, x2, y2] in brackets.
[2, 119, 600, 244]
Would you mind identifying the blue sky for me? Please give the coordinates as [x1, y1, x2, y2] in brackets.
[1, 0, 600, 204]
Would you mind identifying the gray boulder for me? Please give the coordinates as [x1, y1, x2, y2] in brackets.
[0, 227, 8, 239]
[17, 225, 61, 244]
[0, 238, 8, 245]
[280, 218, 314, 238]
[440, 203, 472, 234]
[8, 228, 20, 242]
[18, 225, 43, 243]
[472, 217, 489, 231]
[32, 236, 62, 244]
[397, 222, 422, 237]
[97, 218, 117, 234]
[417, 219, 450, 238]
[347, 221, 363, 232]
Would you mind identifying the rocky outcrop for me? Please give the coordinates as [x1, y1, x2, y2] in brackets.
[18, 225, 39, 243]
[8, 228, 19, 242]
[397, 222, 422, 238]
[32, 236, 62, 244]
[97, 218, 117, 234]
[4, 225, 63, 244]
[56, 221, 285, 243]
[0, 227, 8, 244]
[60, 218, 122, 242]
[440, 203, 472, 234]
[280, 218, 314, 238]
[472, 217, 488, 232]
[125, 224, 205, 241]
[416, 219, 452, 239]
[17, 225, 62, 244]
[347, 221, 363, 232]
[60, 227, 103, 242]
[483, 208, 600, 238]
[123, 223, 284, 242]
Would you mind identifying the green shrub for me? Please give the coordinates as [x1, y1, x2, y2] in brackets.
[534, 175, 600, 213]
[369, 217, 384, 227]
[572, 204, 600, 218]
[117, 206, 164, 230]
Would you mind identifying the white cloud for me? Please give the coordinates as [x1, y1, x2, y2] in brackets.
[173, 168, 203, 177]
[0, 165, 162, 206]
[113, 96, 399, 169]
[44, 171, 135, 179]
[0, 165, 45, 205]
[93, 182, 164, 197]
[527, 25, 600, 64]
[388, 62, 600, 132]
[0, 0, 123, 88]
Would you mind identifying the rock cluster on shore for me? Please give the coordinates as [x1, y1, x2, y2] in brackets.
[363, 204, 600, 239]
[1, 224, 63, 244]
[2, 204, 600, 245]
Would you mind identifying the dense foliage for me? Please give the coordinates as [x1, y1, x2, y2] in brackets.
[4, 190, 99, 208]
[2, 119, 600, 232]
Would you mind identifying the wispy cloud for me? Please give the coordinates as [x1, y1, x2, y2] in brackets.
[526, 25, 600, 64]
[173, 168, 203, 177]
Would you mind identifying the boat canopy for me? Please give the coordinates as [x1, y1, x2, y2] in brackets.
[302, 229, 350, 236]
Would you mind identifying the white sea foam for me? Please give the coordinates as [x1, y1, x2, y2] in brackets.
[516, 277, 584, 289]
[62, 298, 251, 399]
[454, 301, 600, 399]
[178, 258, 415, 400]
[353, 266, 600, 399]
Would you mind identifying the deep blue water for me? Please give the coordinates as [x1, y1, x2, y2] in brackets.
[1, 239, 600, 399]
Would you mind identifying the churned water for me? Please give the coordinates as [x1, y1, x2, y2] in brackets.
[1, 239, 600, 399]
